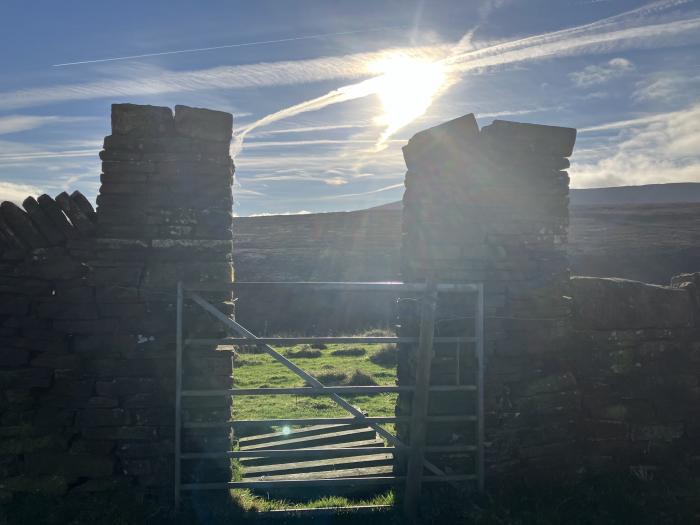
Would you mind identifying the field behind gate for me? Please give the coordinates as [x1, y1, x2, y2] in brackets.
[230, 336, 398, 433]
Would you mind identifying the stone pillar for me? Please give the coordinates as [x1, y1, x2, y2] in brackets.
[397, 115, 578, 486]
[90, 103, 235, 497]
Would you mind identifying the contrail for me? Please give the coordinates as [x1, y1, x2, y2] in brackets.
[52, 27, 404, 67]
[232, 0, 698, 156]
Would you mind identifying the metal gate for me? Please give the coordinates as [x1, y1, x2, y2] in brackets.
[174, 280, 484, 520]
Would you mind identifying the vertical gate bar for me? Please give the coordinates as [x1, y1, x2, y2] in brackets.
[403, 276, 437, 522]
[475, 283, 485, 493]
[174, 281, 184, 511]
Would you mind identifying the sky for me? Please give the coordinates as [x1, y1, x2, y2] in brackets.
[0, 0, 699, 216]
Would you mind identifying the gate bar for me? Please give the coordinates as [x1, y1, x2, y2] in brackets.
[182, 414, 477, 428]
[181, 475, 477, 491]
[184, 281, 480, 293]
[173, 282, 183, 511]
[475, 283, 486, 492]
[181, 385, 476, 396]
[185, 336, 475, 346]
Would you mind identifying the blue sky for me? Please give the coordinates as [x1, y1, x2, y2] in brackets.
[1, 0, 699, 216]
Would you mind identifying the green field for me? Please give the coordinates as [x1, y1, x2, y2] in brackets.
[231, 341, 398, 430]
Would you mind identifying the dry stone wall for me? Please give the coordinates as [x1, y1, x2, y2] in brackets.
[571, 275, 700, 472]
[0, 103, 235, 502]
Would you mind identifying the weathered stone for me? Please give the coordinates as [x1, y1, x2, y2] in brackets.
[0, 474, 69, 495]
[81, 426, 157, 441]
[0, 368, 52, 389]
[0, 346, 29, 367]
[22, 196, 66, 245]
[70, 191, 97, 223]
[481, 120, 577, 157]
[55, 191, 95, 235]
[571, 277, 694, 330]
[111, 103, 174, 137]
[174, 105, 233, 143]
[24, 452, 114, 478]
[36, 194, 78, 240]
[0, 202, 48, 249]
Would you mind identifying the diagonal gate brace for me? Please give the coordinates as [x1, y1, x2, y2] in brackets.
[188, 291, 451, 479]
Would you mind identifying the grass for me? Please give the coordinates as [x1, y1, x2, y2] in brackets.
[231, 341, 398, 423]
[231, 489, 395, 512]
[368, 344, 397, 367]
[330, 347, 367, 357]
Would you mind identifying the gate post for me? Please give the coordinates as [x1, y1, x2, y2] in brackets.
[398, 114, 577, 498]
[90, 104, 235, 501]
[403, 276, 437, 521]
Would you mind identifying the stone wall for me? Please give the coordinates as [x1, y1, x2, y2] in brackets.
[571, 275, 700, 472]
[0, 103, 234, 501]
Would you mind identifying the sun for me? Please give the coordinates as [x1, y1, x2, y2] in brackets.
[369, 55, 448, 147]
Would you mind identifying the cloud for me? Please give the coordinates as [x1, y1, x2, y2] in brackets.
[571, 102, 700, 187]
[320, 182, 404, 200]
[0, 182, 43, 203]
[0, 115, 92, 135]
[633, 73, 700, 101]
[246, 122, 372, 138]
[569, 57, 634, 87]
[245, 171, 349, 186]
[0, 45, 451, 111]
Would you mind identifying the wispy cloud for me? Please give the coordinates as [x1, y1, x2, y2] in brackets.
[246, 122, 372, 138]
[0, 115, 93, 135]
[571, 101, 700, 187]
[569, 57, 634, 87]
[319, 182, 404, 200]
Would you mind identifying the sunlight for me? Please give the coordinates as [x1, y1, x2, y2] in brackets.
[369, 55, 448, 148]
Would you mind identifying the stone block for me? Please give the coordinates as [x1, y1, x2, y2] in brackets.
[0, 201, 48, 249]
[53, 318, 119, 335]
[481, 120, 577, 157]
[0, 368, 52, 389]
[22, 196, 66, 245]
[1, 474, 69, 495]
[35, 301, 98, 320]
[174, 105, 233, 143]
[0, 346, 29, 366]
[24, 452, 114, 478]
[111, 103, 174, 137]
[79, 408, 131, 427]
[81, 426, 158, 441]
[30, 353, 80, 370]
[402, 113, 479, 169]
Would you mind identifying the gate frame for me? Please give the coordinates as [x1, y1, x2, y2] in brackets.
[174, 280, 485, 521]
